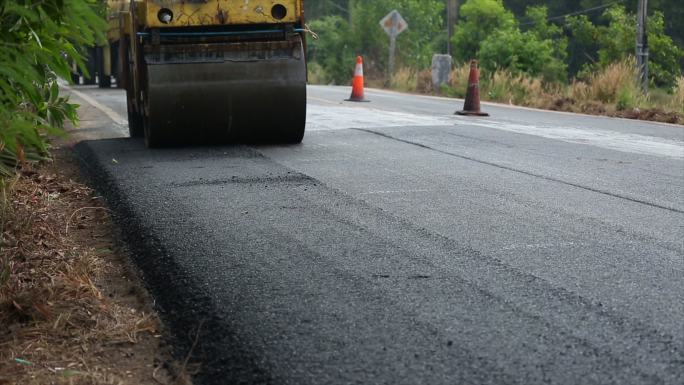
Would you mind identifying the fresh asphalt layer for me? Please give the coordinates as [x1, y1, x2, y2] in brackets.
[71, 85, 683, 385]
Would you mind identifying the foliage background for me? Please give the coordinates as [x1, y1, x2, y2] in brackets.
[305, 0, 683, 89]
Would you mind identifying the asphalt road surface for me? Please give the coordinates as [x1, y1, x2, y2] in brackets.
[69, 84, 684, 385]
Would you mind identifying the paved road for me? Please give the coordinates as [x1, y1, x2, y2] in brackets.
[70, 85, 684, 385]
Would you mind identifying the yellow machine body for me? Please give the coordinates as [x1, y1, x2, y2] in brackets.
[140, 0, 302, 27]
[105, 0, 132, 41]
[111, 0, 308, 146]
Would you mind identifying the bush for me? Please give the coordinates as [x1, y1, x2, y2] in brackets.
[454, 2, 567, 83]
[0, 0, 105, 176]
[590, 6, 683, 88]
[452, 0, 517, 63]
[646, 13, 684, 89]
[479, 29, 567, 83]
[568, 59, 647, 109]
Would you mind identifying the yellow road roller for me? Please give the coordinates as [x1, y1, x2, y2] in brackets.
[112, 0, 307, 146]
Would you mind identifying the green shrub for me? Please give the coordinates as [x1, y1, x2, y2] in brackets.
[591, 6, 683, 88]
[452, 0, 517, 63]
[454, 2, 567, 83]
[0, 0, 105, 175]
[479, 29, 567, 83]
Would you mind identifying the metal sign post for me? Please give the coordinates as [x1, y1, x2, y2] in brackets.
[636, 0, 649, 91]
[380, 10, 408, 82]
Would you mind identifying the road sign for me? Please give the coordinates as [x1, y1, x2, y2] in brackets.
[380, 10, 408, 38]
[379, 10, 408, 82]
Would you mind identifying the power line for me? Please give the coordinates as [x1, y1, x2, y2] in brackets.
[520, 0, 626, 26]
[325, 0, 349, 16]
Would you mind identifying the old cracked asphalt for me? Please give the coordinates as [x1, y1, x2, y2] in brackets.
[70, 85, 683, 385]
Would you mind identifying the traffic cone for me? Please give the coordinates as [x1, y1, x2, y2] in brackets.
[346, 56, 369, 102]
[456, 60, 489, 116]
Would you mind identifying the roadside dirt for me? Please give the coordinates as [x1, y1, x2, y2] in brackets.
[0, 144, 191, 384]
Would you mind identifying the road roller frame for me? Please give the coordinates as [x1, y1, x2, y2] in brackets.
[117, 0, 308, 147]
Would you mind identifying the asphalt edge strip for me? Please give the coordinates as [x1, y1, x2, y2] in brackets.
[72, 141, 276, 385]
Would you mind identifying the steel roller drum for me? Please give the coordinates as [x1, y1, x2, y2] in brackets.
[143, 36, 306, 145]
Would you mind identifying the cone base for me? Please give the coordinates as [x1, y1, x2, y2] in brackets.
[456, 110, 489, 116]
[345, 98, 370, 102]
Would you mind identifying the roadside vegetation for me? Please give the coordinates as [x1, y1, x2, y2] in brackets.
[306, 0, 684, 124]
[0, 150, 181, 384]
[0, 0, 103, 256]
[0, 2, 186, 383]
[0, 0, 106, 178]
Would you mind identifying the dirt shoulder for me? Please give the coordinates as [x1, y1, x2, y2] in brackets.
[0, 144, 190, 384]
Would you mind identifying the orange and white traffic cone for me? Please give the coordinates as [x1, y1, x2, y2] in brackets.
[346, 56, 369, 102]
[456, 60, 489, 116]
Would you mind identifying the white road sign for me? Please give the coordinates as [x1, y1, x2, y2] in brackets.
[380, 10, 408, 38]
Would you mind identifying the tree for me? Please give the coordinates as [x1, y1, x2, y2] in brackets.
[452, 0, 517, 63]
[305, 0, 351, 21]
[504, 0, 683, 69]
[646, 11, 683, 87]
[307, 16, 356, 84]
[479, 31, 567, 83]
[587, 6, 682, 87]
[454, 1, 567, 82]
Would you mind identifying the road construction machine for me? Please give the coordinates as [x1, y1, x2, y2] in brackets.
[108, 0, 307, 146]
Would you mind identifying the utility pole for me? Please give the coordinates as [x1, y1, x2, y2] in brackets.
[447, 0, 460, 56]
[636, 0, 649, 91]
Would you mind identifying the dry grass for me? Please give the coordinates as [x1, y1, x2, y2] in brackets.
[415, 69, 433, 94]
[0, 155, 186, 385]
[567, 60, 648, 111]
[341, 56, 680, 124]
[672, 76, 684, 113]
[448, 64, 472, 98]
[484, 70, 550, 107]
[575, 61, 637, 103]
[421, 59, 682, 125]
[0, 177, 11, 239]
[390, 67, 418, 92]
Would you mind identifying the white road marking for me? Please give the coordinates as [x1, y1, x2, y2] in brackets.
[311, 85, 684, 128]
[454, 117, 684, 159]
[307, 99, 684, 159]
[61, 84, 128, 135]
[306, 103, 452, 131]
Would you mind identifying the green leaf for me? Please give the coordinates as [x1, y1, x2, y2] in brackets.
[14, 358, 34, 366]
